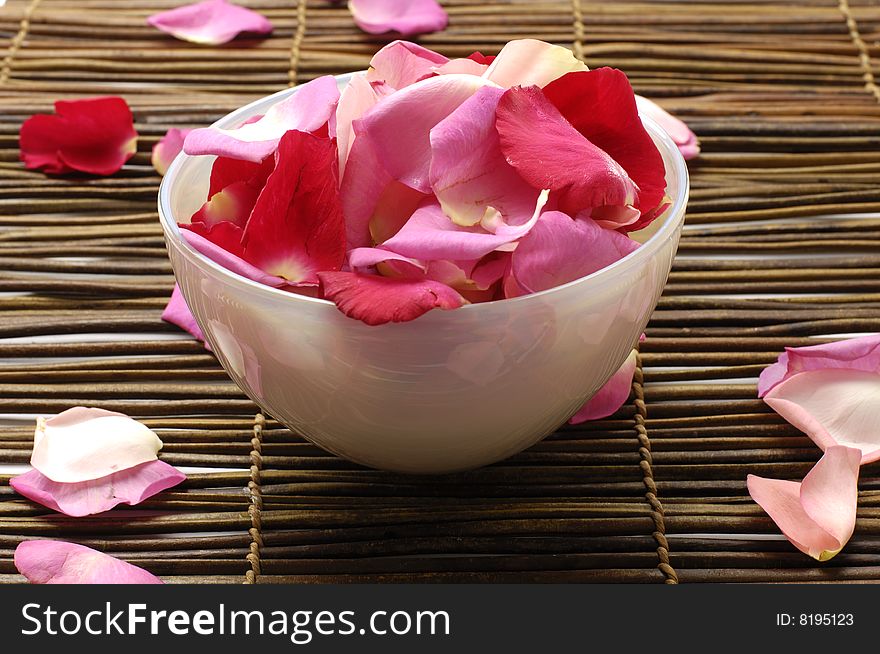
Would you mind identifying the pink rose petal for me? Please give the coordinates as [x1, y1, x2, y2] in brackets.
[483, 39, 588, 88]
[162, 283, 206, 344]
[147, 0, 272, 45]
[758, 333, 880, 397]
[336, 73, 392, 177]
[15, 540, 163, 584]
[348, 0, 448, 36]
[179, 225, 289, 288]
[511, 211, 640, 294]
[318, 271, 467, 325]
[495, 85, 638, 219]
[635, 95, 700, 160]
[764, 369, 880, 465]
[429, 86, 540, 226]
[434, 57, 489, 77]
[747, 446, 861, 561]
[366, 40, 448, 89]
[340, 135, 394, 249]
[569, 349, 638, 424]
[11, 460, 186, 517]
[348, 247, 426, 275]
[30, 408, 162, 484]
[184, 75, 339, 162]
[151, 128, 191, 176]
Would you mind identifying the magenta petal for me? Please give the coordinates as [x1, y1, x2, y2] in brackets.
[162, 283, 206, 344]
[340, 134, 394, 249]
[15, 540, 163, 584]
[430, 86, 540, 226]
[11, 461, 186, 517]
[512, 211, 640, 293]
[180, 227, 289, 288]
[635, 95, 700, 160]
[147, 0, 272, 45]
[184, 75, 339, 162]
[151, 128, 191, 176]
[569, 349, 638, 424]
[348, 0, 448, 36]
[366, 40, 449, 89]
[319, 271, 467, 325]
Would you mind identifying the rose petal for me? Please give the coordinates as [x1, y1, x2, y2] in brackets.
[429, 86, 540, 226]
[635, 95, 700, 160]
[543, 68, 667, 230]
[495, 85, 638, 219]
[11, 460, 186, 517]
[240, 130, 345, 285]
[15, 540, 163, 584]
[162, 283, 206, 345]
[192, 181, 261, 228]
[764, 369, 880, 465]
[147, 0, 272, 45]
[348, 247, 426, 275]
[318, 271, 467, 325]
[30, 408, 162, 483]
[348, 0, 448, 36]
[356, 73, 495, 193]
[20, 96, 137, 176]
[179, 225, 289, 288]
[151, 128, 191, 176]
[569, 349, 638, 424]
[511, 211, 640, 294]
[366, 40, 449, 89]
[434, 57, 489, 77]
[336, 73, 392, 177]
[747, 446, 860, 561]
[758, 333, 880, 397]
[483, 39, 588, 88]
[381, 191, 548, 262]
[340, 135, 394, 250]
[184, 75, 339, 162]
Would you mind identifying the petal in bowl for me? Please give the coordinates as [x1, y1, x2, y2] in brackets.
[15, 540, 163, 584]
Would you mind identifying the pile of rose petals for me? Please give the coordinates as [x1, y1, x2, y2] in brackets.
[749, 333, 880, 561]
[177, 39, 698, 326]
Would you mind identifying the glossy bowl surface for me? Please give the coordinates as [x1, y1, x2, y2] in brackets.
[158, 74, 689, 473]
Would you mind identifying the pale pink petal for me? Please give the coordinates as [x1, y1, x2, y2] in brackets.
[340, 135, 394, 249]
[569, 349, 638, 424]
[758, 333, 880, 397]
[180, 227, 289, 288]
[511, 211, 640, 294]
[366, 40, 448, 89]
[368, 180, 431, 244]
[635, 95, 700, 160]
[15, 540, 163, 584]
[429, 86, 540, 226]
[11, 460, 186, 517]
[356, 73, 495, 193]
[30, 408, 162, 484]
[318, 271, 467, 325]
[747, 446, 860, 561]
[147, 0, 272, 45]
[336, 73, 392, 177]
[382, 192, 548, 261]
[348, 0, 448, 36]
[483, 39, 588, 88]
[162, 283, 206, 344]
[151, 128, 191, 176]
[764, 369, 880, 464]
[348, 247, 426, 275]
[184, 75, 339, 162]
[434, 58, 489, 77]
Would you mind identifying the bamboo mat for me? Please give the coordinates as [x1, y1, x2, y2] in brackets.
[0, 0, 879, 584]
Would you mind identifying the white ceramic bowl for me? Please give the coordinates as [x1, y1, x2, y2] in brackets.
[158, 73, 689, 474]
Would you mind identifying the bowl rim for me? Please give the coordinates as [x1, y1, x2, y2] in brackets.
[158, 72, 689, 311]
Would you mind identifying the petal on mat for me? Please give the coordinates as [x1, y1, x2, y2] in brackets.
[348, 0, 448, 36]
[635, 95, 700, 160]
[30, 408, 162, 484]
[20, 96, 137, 176]
[511, 211, 639, 294]
[747, 446, 860, 561]
[147, 0, 272, 45]
[241, 130, 345, 285]
[161, 283, 206, 344]
[184, 75, 339, 162]
[11, 460, 186, 517]
[429, 86, 540, 227]
[318, 271, 467, 325]
[569, 349, 638, 424]
[151, 127, 191, 176]
[758, 333, 880, 397]
[495, 86, 637, 220]
[483, 39, 588, 88]
[179, 225, 289, 288]
[15, 540, 163, 584]
[366, 40, 448, 89]
[764, 369, 880, 465]
[543, 68, 667, 230]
